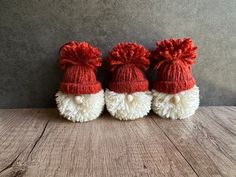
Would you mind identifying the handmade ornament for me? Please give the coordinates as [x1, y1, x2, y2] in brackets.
[105, 42, 152, 120]
[151, 38, 199, 119]
[55, 41, 104, 122]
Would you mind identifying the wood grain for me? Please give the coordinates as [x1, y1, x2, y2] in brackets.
[0, 107, 235, 177]
[0, 109, 51, 177]
[151, 107, 236, 177]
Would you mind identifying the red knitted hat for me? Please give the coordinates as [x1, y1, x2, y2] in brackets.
[59, 41, 102, 95]
[107, 42, 150, 93]
[151, 38, 197, 94]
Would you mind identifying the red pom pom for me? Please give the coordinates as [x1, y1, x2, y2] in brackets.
[107, 42, 150, 71]
[59, 41, 102, 70]
[151, 38, 197, 69]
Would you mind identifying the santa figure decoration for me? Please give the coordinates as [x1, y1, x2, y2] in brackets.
[151, 38, 199, 119]
[105, 42, 152, 120]
[56, 41, 104, 122]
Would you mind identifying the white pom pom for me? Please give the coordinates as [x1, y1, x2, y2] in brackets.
[105, 89, 152, 120]
[152, 85, 199, 119]
[55, 90, 105, 122]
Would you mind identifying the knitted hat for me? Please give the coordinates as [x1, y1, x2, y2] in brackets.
[107, 42, 150, 93]
[59, 41, 102, 95]
[151, 38, 197, 94]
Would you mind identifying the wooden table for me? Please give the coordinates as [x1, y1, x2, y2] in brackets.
[0, 107, 235, 177]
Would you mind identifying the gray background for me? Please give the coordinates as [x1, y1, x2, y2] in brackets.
[0, 0, 235, 108]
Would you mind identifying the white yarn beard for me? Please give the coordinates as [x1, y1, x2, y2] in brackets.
[55, 90, 104, 122]
[152, 85, 200, 119]
[105, 89, 152, 120]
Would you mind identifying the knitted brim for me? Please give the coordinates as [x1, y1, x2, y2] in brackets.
[60, 82, 102, 95]
[153, 79, 195, 94]
[109, 80, 148, 93]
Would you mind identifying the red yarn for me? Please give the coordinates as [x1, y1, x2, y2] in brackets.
[59, 41, 102, 70]
[151, 38, 197, 94]
[59, 41, 102, 95]
[107, 42, 150, 93]
[107, 43, 150, 71]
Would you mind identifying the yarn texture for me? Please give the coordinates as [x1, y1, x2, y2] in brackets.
[56, 90, 104, 122]
[59, 41, 102, 95]
[105, 90, 152, 120]
[105, 42, 152, 120]
[106, 42, 150, 93]
[151, 38, 197, 94]
[151, 38, 199, 119]
[56, 41, 104, 122]
[152, 86, 199, 119]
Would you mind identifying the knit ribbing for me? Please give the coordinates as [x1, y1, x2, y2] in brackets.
[59, 41, 102, 95]
[107, 42, 150, 93]
[151, 38, 197, 94]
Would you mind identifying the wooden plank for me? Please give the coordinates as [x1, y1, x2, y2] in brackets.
[151, 107, 236, 177]
[0, 109, 51, 177]
[23, 113, 198, 177]
[1, 107, 235, 177]
[203, 107, 236, 136]
[0, 109, 197, 177]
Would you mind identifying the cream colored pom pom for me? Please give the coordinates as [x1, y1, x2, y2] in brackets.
[55, 90, 105, 122]
[152, 85, 199, 119]
[105, 89, 152, 120]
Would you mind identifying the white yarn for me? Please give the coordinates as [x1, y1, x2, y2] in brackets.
[105, 89, 152, 120]
[152, 85, 200, 119]
[55, 90, 104, 122]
